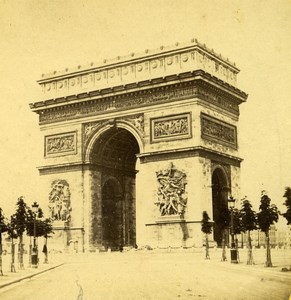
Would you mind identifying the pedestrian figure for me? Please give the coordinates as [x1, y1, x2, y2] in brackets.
[235, 237, 240, 263]
[43, 244, 48, 264]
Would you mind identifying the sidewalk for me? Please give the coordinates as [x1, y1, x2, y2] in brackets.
[0, 253, 64, 289]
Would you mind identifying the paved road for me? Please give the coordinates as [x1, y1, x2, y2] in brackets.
[0, 251, 290, 300]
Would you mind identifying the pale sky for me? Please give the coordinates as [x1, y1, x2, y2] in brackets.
[0, 0, 291, 215]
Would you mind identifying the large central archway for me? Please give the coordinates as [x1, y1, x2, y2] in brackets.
[90, 126, 140, 250]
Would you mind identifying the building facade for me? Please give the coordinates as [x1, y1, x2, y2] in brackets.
[30, 41, 248, 252]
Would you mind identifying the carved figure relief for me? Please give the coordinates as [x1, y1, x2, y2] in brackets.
[201, 114, 237, 148]
[151, 113, 191, 143]
[83, 121, 107, 144]
[120, 114, 144, 136]
[83, 114, 144, 145]
[48, 180, 72, 222]
[155, 163, 187, 216]
[45, 132, 77, 157]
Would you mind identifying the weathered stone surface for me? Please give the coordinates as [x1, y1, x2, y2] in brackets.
[31, 41, 247, 251]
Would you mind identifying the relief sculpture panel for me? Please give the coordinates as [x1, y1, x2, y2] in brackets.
[151, 113, 191, 143]
[48, 179, 72, 223]
[201, 113, 237, 149]
[155, 162, 187, 216]
[45, 132, 77, 157]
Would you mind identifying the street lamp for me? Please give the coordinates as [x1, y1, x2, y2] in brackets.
[31, 202, 39, 268]
[228, 196, 238, 264]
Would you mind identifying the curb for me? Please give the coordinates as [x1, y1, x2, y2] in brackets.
[0, 263, 65, 290]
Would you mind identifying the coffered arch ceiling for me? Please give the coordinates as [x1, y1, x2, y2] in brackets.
[90, 127, 140, 171]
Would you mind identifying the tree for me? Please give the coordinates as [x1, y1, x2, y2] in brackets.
[232, 208, 243, 262]
[11, 196, 28, 269]
[257, 191, 279, 267]
[232, 209, 243, 236]
[26, 206, 44, 266]
[6, 216, 18, 272]
[240, 198, 257, 265]
[282, 187, 291, 225]
[218, 205, 230, 261]
[39, 218, 53, 263]
[0, 208, 8, 276]
[201, 211, 213, 259]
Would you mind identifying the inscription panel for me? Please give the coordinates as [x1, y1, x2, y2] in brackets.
[45, 131, 77, 157]
[150, 113, 191, 143]
[201, 113, 237, 149]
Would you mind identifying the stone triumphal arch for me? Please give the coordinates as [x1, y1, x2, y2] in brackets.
[30, 40, 247, 252]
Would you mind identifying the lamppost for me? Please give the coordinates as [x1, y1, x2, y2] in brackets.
[31, 202, 39, 268]
[228, 196, 238, 264]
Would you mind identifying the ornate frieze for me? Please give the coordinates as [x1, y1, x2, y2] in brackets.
[201, 113, 237, 149]
[151, 113, 191, 143]
[48, 179, 72, 222]
[38, 79, 240, 124]
[155, 162, 187, 216]
[45, 131, 77, 157]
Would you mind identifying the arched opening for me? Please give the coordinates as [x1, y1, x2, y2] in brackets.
[90, 126, 140, 250]
[211, 167, 229, 247]
[102, 179, 121, 250]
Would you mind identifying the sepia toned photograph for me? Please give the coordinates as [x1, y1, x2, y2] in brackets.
[0, 1, 291, 299]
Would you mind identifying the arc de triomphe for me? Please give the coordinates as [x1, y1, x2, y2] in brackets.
[30, 41, 247, 252]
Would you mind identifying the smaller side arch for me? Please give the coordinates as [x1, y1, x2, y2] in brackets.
[211, 164, 230, 192]
[211, 164, 231, 247]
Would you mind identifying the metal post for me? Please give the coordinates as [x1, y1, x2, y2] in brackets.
[228, 196, 238, 264]
[31, 202, 39, 268]
[230, 207, 238, 263]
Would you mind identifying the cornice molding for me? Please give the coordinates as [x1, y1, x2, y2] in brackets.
[38, 145, 242, 176]
[31, 71, 247, 125]
[137, 146, 242, 167]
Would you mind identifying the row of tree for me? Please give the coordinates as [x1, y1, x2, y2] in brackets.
[0, 196, 53, 275]
[201, 188, 291, 267]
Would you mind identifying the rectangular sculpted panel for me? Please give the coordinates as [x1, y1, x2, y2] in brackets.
[45, 131, 77, 157]
[151, 113, 191, 143]
[201, 113, 237, 148]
